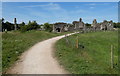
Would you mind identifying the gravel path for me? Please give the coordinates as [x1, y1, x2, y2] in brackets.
[7, 33, 76, 74]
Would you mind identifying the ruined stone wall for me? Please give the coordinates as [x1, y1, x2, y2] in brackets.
[53, 18, 114, 33]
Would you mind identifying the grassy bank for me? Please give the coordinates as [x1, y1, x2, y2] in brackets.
[0, 33, 2, 74]
[55, 31, 118, 74]
[2, 30, 67, 72]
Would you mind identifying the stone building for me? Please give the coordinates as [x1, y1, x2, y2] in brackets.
[91, 19, 114, 31]
[52, 18, 114, 33]
[52, 18, 86, 33]
[100, 20, 113, 31]
[53, 22, 68, 32]
[91, 19, 101, 31]
[72, 18, 85, 30]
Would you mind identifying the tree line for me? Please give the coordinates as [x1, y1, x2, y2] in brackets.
[0, 18, 53, 32]
[0, 18, 120, 32]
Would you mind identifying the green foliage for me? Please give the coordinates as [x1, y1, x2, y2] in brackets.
[18, 22, 25, 29]
[2, 18, 15, 31]
[27, 21, 39, 30]
[1, 18, 40, 32]
[20, 21, 40, 32]
[3, 22, 14, 31]
[85, 23, 91, 27]
[0, 19, 2, 31]
[55, 31, 118, 74]
[20, 25, 29, 32]
[113, 22, 120, 28]
[44, 23, 53, 32]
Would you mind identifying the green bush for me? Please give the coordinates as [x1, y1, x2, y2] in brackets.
[113, 23, 120, 28]
[20, 25, 29, 32]
[20, 21, 40, 32]
[44, 23, 53, 32]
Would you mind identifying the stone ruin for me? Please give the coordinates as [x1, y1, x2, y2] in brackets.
[52, 22, 69, 32]
[100, 20, 113, 31]
[53, 18, 86, 32]
[72, 18, 86, 31]
[12, 18, 114, 32]
[14, 18, 17, 30]
[91, 19, 114, 31]
[53, 18, 114, 33]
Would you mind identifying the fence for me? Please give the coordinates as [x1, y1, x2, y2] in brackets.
[64, 31, 116, 69]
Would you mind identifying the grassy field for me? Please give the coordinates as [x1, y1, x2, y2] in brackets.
[0, 33, 2, 74]
[2, 30, 68, 73]
[55, 31, 118, 74]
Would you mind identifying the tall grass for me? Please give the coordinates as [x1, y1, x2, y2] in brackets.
[55, 31, 118, 74]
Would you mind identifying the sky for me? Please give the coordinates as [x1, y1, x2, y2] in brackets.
[1, 0, 120, 2]
[2, 2, 118, 24]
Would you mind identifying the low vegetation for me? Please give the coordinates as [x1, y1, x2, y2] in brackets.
[2, 30, 67, 73]
[55, 31, 118, 74]
[1, 18, 56, 33]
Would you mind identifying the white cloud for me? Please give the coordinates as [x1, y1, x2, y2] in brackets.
[75, 6, 80, 8]
[2, 0, 119, 2]
[86, 3, 111, 6]
[86, 3, 96, 6]
[113, 5, 118, 8]
[70, 10, 87, 14]
[42, 3, 61, 10]
[20, 3, 61, 10]
[90, 7, 95, 9]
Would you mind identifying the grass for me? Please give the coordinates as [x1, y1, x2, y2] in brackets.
[0, 33, 2, 74]
[2, 30, 68, 73]
[55, 31, 118, 74]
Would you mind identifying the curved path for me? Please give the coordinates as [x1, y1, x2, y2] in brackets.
[7, 33, 77, 74]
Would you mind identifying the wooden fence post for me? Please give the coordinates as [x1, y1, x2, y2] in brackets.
[111, 45, 114, 69]
[65, 34, 69, 45]
[76, 36, 78, 48]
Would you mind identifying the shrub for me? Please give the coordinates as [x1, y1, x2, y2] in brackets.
[44, 23, 53, 32]
[20, 25, 29, 32]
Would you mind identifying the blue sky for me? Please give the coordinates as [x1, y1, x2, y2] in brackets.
[2, 0, 120, 2]
[2, 2, 118, 24]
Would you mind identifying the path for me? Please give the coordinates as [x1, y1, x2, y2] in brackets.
[7, 33, 77, 74]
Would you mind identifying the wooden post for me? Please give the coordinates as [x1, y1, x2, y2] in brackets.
[65, 34, 66, 38]
[111, 45, 114, 69]
[5, 29, 7, 33]
[65, 34, 69, 45]
[76, 36, 78, 48]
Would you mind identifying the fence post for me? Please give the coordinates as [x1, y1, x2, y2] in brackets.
[111, 45, 114, 69]
[76, 36, 78, 48]
[65, 34, 69, 45]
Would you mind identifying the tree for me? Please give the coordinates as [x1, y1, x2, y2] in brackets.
[44, 23, 53, 32]
[27, 21, 39, 30]
[1, 18, 5, 31]
[18, 22, 25, 29]
[113, 22, 120, 28]
[85, 23, 91, 27]
[20, 25, 29, 32]
[1, 18, 14, 31]
[5, 21, 14, 31]
[2, 18, 4, 23]
[0, 19, 2, 31]
[20, 21, 39, 32]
